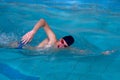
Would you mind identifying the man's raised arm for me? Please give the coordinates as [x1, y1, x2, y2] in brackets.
[22, 19, 56, 44]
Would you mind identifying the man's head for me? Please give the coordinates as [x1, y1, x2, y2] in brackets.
[57, 35, 74, 48]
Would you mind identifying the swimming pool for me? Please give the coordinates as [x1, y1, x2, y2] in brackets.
[0, 0, 120, 80]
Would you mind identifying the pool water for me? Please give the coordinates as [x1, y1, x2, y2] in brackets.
[0, 0, 120, 80]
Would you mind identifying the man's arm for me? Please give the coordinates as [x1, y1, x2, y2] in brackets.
[22, 19, 57, 44]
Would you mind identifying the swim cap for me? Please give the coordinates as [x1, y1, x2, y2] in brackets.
[62, 35, 74, 46]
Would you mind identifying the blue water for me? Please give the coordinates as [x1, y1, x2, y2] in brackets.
[0, 0, 120, 80]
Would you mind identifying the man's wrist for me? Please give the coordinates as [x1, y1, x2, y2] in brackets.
[31, 30, 36, 34]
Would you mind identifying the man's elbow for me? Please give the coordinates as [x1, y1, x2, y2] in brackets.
[40, 18, 45, 23]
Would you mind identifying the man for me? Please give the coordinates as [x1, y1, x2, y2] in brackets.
[21, 19, 74, 49]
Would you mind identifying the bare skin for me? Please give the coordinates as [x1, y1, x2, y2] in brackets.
[21, 19, 68, 49]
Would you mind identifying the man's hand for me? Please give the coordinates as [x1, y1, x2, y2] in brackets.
[21, 30, 36, 44]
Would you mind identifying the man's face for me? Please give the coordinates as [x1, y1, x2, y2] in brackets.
[57, 39, 68, 48]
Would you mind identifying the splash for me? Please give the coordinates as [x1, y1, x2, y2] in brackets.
[0, 32, 18, 47]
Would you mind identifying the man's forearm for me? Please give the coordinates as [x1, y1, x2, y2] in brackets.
[32, 19, 46, 33]
[31, 18, 56, 43]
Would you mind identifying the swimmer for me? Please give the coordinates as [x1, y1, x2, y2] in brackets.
[18, 18, 74, 49]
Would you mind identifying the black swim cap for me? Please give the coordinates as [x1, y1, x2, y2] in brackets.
[62, 35, 74, 46]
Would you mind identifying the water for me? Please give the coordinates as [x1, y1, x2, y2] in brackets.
[0, 0, 120, 80]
